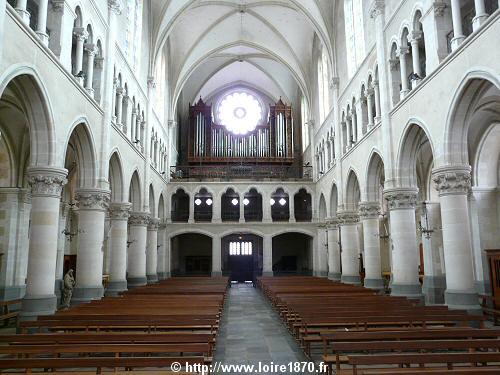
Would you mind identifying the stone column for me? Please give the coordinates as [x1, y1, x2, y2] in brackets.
[164, 230, 171, 279]
[239, 199, 244, 223]
[106, 202, 130, 295]
[338, 210, 360, 284]
[111, 78, 117, 123]
[127, 212, 149, 288]
[55, 202, 70, 304]
[35, 0, 49, 45]
[15, 0, 30, 24]
[73, 28, 88, 81]
[263, 195, 272, 223]
[346, 116, 352, 149]
[366, 88, 375, 129]
[327, 219, 341, 280]
[419, 201, 446, 304]
[433, 166, 480, 311]
[212, 235, 222, 276]
[450, 0, 465, 50]
[84, 43, 96, 97]
[48, 0, 78, 72]
[384, 188, 422, 298]
[289, 194, 296, 223]
[21, 167, 67, 319]
[72, 189, 110, 304]
[316, 225, 328, 277]
[472, 0, 488, 31]
[130, 108, 137, 141]
[410, 31, 422, 88]
[373, 80, 381, 122]
[115, 87, 124, 127]
[157, 222, 167, 279]
[359, 202, 384, 290]
[146, 218, 159, 284]
[263, 234, 273, 276]
[397, 47, 410, 98]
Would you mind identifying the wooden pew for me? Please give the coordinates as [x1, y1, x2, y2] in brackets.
[0, 299, 21, 327]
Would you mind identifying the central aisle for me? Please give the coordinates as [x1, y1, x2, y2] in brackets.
[214, 283, 315, 374]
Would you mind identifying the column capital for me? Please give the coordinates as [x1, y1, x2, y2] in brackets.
[432, 165, 471, 196]
[326, 218, 340, 229]
[129, 212, 150, 226]
[384, 188, 418, 210]
[108, 0, 123, 14]
[168, 120, 177, 128]
[76, 188, 111, 211]
[410, 30, 423, 42]
[432, 1, 447, 17]
[337, 210, 359, 225]
[397, 46, 409, 57]
[366, 87, 375, 96]
[369, 0, 385, 19]
[109, 202, 131, 220]
[116, 86, 124, 96]
[317, 223, 327, 230]
[147, 76, 156, 89]
[329, 77, 340, 89]
[148, 217, 160, 231]
[73, 27, 89, 41]
[27, 167, 68, 198]
[358, 202, 381, 219]
[84, 43, 97, 56]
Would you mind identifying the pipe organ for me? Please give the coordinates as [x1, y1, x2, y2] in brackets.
[188, 98, 294, 164]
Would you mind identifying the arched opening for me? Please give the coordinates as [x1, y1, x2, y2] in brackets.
[330, 184, 338, 217]
[148, 184, 155, 217]
[194, 188, 213, 222]
[171, 188, 189, 222]
[243, 188, 262, 222]
[271, 188, 289, 222]
[318, 194, 327, 221]
[108, 153, 124, 203]
[222, 233, 263, 283]
[158, 194, 165, 220]
[272, 233, 313, 275]
[170, 233, 212, 276]
[221, 188, 239, 222]
[294, 188, 312, 222]
[360, 85, 368, 135]
[401, 28, 412, 93]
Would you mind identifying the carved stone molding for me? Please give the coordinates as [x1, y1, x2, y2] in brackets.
[326, 218, 340, 229]
[432, 1, 447, 17]
[369, 0, 385, 19]
[73, 27, 88, 41]
[27, 167, 67, 198]
[329, 77, 340, 89]
[108, 0, 123, 14]
[76, 189, 111, 211]
[109, 202, 131, 220]
[358, 202, 381, 219]
[432, 165, 472, 196]
[147, 76, 156, 89]
[148, 217, 160, 231]
[337, 210, 359, 225]
[129, 212, 150, 226]
[384, 188, 418, 210]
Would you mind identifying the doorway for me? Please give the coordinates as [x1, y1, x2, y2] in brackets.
[222, 234, 262, 283]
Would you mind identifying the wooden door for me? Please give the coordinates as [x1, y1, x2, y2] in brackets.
[486, 249, 500, 309]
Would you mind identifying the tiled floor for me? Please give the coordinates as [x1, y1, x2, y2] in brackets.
[214, 283, 317, 374]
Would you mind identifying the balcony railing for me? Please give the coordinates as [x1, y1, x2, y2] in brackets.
[170, 165, 312, 180]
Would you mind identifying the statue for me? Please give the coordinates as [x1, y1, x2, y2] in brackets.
[62, 269, 75, 308]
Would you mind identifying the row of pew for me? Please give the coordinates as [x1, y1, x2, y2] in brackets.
[0, 276, 230, 374]
[257, 276, 500, 375]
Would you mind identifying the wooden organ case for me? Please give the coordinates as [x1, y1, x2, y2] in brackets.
[188, 98, 295, 165]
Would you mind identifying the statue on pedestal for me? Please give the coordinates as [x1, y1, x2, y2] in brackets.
[62, 269, 75, 308]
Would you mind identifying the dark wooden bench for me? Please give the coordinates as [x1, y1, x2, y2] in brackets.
[0, 299, 21, 327]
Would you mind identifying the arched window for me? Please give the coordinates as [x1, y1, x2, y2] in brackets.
[318, 48, 330, 124]
[125, 0, 143, 71]
[344, 0, 365, 78]
[301, 96, 309, 151]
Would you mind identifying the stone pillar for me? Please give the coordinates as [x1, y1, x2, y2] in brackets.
[84, 43, 96, 97]
[289, 194, 296, 223]
[115, 87, 124, 127]
[212, 235, 222, 276]
[316, 225, 328, 277]
[433, 166, 480, 311]
[239, 199, 244, 223]
[450, 0, 465, 51]
[106, 202, 130, 296]
[373, 80, 381, 122]
[146, 218, 159, 284]
[36, 0, 49, 45]
[338, 210, 360, 284]
[164, 230, 171, 279]
[15, 0, 30, 24]
[397, 47, 410, 98]
[327, 219, 341, 280]
[419, 201, 446, 304]
[263, 195, 272, 223]
[130, 108, 137, 141]
[157, 222, 167, 279]
[111, 78, 117, 123]
[55, 202, 70, 303]
[263, 234, 273, 276]
[359, 202, 384, 290]
[72, 189, 110, 304]
[472, 0, 488, 31]
[47, 0, 76, 72]
[73, 28, 88, 81]
[384, 188, 422, 298]
[366, 88, 375, 129]
[346, 116, 352, 149]
[127, 212, 149, 288]
[212, 197, 222, 223]
[410, 31, 422, 88]
[21, 167, 67, 319]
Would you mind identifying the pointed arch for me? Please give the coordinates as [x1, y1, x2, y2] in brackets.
[365, 150, 385, 202]
[108, 151, 124, 202]
[128, 170, 142, 211]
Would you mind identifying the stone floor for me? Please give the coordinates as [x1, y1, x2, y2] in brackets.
[213, 283, 317, 374]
